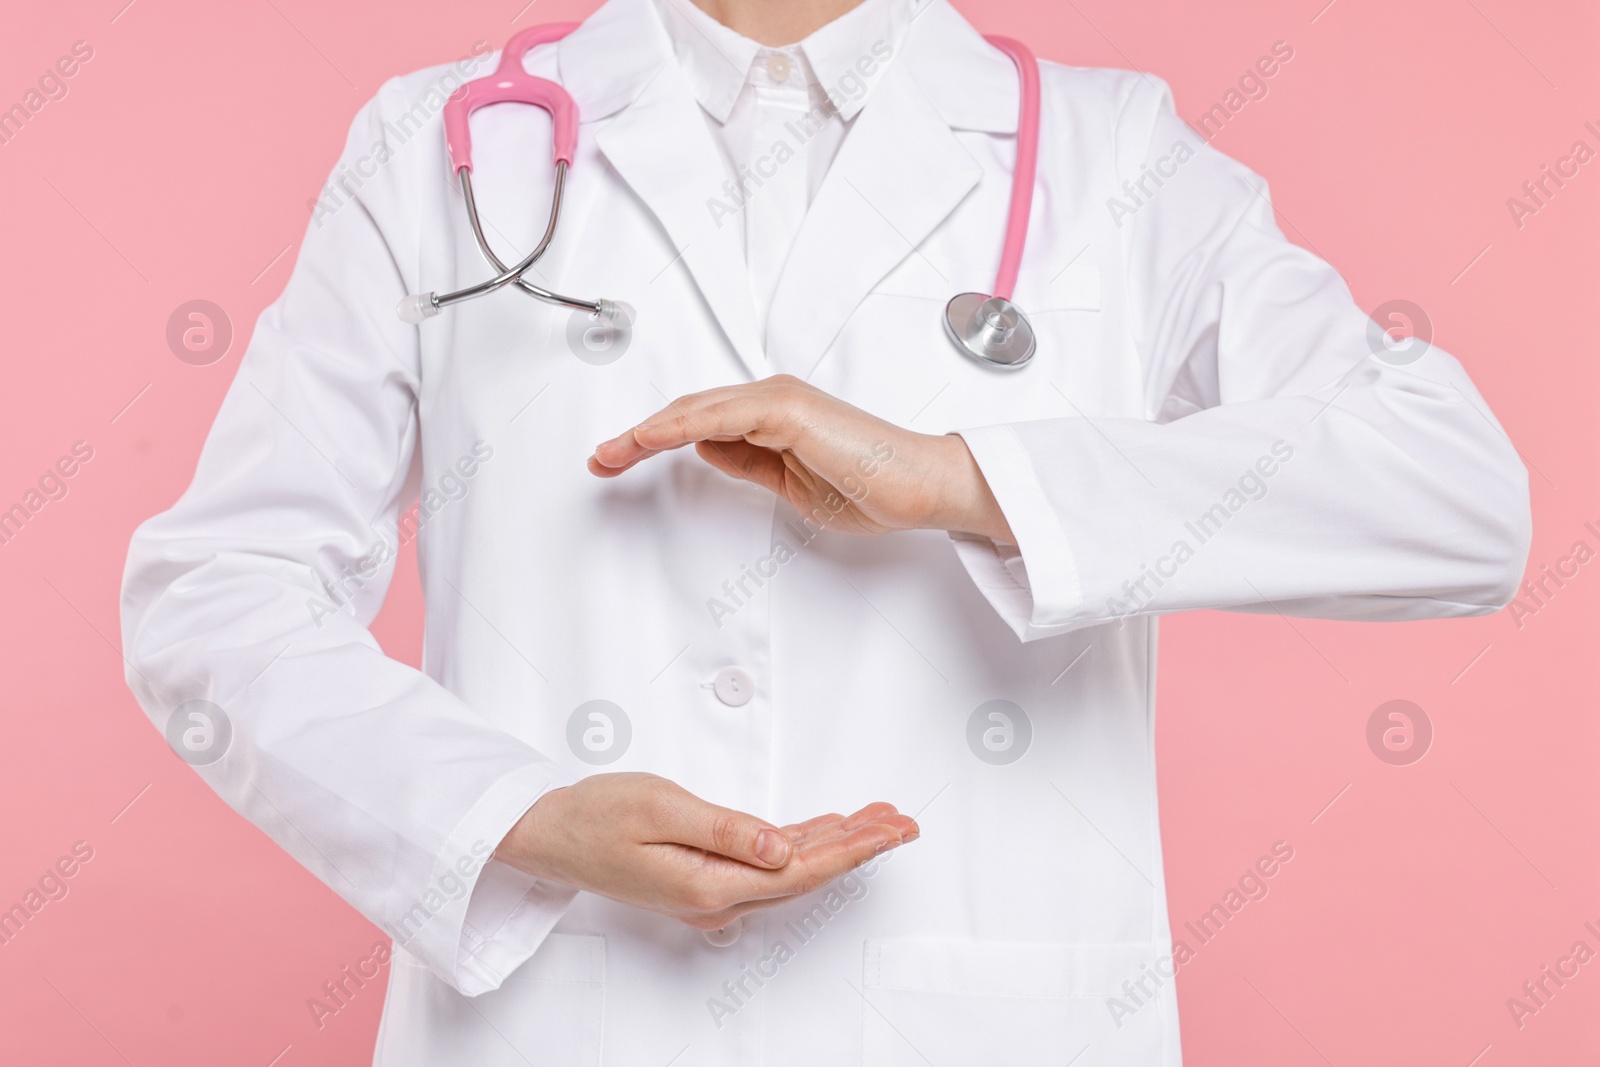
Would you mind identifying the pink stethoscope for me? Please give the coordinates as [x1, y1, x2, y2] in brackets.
[399, 23, 1043, 370]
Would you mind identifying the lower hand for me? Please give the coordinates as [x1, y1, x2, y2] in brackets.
[494, 772, 919, 931]
[588, 375, 1014, 543]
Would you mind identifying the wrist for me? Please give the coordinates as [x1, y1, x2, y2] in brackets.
[495, 785, 569, 883]
[928, 433, 1015, 543]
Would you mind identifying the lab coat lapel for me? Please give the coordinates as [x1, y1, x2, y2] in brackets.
[764, 8, 996, 378]
[560, 0, 1015, 382]
[592, 64, 769, 380]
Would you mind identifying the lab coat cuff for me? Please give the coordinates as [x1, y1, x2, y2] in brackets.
[428, 760, 579, 997]
[951, 425, 1084, 640]
[455, 857, 580, 998]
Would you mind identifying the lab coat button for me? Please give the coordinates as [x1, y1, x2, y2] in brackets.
[704, 917, 742, 947]
[713, 667, 755, 707]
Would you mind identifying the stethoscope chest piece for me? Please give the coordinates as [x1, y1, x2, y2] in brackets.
[943, 292, 1036, 369]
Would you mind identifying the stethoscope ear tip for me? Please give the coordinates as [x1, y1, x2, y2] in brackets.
[397, 293, 442, 325]
[591, 299, 634, 330]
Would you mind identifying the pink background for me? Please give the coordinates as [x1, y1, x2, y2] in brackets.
[1, 0, 1595, 1063]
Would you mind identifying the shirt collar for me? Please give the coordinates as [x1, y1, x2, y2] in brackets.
[557, 0, 1018, 135]
[654, 0, 923, 123]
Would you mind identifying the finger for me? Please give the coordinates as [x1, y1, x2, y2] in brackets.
[701, 820, 913, 907]
[777, 802, 892, 844]
[708, 823, 917, 928]
[587, 449, 658, 478]
[838, 802, 901, 831]
[789, 813, 919, 856]
[647, 786, 793, 869]
[779, 817, 849, 853]
[609, 383, 760, 446]
[588, 418, 736, 475]
[781, 805, 915, 851]
[590, 390, 750, 470]
[778, 813, 845, 842]
[795, 820, 916, 874]
[589, 433, 663, 473]
[634, 394, 806, 461]
[695, 439, 788, 495]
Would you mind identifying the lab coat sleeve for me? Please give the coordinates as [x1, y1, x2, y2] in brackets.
[119, 80, 576, 996]
[953, 74, 1532, 641]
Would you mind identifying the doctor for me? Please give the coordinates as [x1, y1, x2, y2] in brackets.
[121, 0, 1530, 1062]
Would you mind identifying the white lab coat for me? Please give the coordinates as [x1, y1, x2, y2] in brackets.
[119, 0, 1530, 1062]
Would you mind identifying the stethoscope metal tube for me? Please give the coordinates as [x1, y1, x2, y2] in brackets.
[460, 165, 604, 314]
[397, 23, 619, 327]
[398, 162, 619, 324]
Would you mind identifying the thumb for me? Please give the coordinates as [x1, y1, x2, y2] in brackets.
[668, 797, 793, 869]
[694, 439, 788, 497]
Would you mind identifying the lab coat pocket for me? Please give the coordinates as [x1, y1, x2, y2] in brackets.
[859, 939, 1166, 1067]
[376, 934, 606, 1067]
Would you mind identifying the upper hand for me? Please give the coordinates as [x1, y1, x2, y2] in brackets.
[589, 375, 1014, 542]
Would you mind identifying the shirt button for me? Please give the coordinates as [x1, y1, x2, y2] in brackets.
[713, 667, 756, 707]
[765, 53, 792, 82]
[704, 917, 743, 947]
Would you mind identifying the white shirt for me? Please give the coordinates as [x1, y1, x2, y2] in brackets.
[655, 0, 920, 343]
